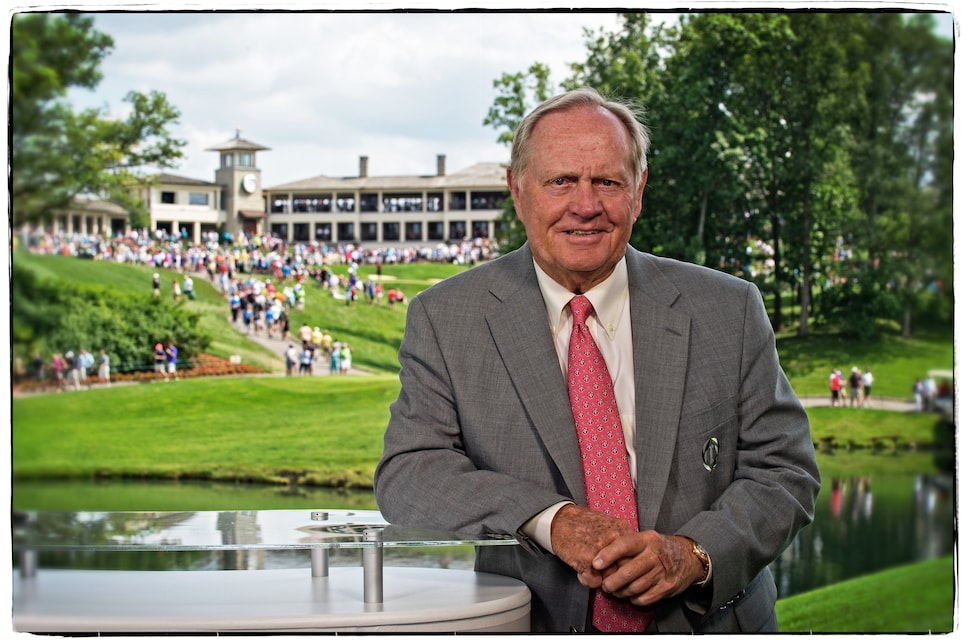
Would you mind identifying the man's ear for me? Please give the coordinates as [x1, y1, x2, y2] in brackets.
[634, 168, 648, 219]
[506, 167, 524, 220]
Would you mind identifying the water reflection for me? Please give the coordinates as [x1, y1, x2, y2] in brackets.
[769, 473, 954, 598]
[12, 472, 954, 599]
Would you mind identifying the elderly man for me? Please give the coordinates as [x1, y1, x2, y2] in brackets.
[375, 87, 819, 633]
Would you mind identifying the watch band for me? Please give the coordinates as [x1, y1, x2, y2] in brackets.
[691, 540, 712, 585]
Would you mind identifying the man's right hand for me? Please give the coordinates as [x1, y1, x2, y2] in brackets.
[550, 503, 634, 588]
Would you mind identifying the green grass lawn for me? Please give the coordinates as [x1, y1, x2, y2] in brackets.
[12, 374, 952, 486]
[12, 376, 398, 487]
[16, 252, 954, 390]
[776, 556, 954, 633]
[779, 328, 954, 400]
[12, 251, 956, 486]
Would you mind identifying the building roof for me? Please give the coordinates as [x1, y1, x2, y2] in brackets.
[206, 130, 271, 153]
[266, 162, 507, 192]
[157, 172, 219, 187]
[72, 194, 129, 215]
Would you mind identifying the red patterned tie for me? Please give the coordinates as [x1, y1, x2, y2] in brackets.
[567, 295, 653, 633]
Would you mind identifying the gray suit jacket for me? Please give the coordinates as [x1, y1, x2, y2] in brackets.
[374, 244, 820, 633]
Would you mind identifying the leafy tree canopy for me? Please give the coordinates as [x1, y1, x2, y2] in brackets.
[11, 13, 186, 227]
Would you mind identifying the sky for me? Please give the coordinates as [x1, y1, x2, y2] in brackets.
[10, 1, 957, 191]
[43, 6, 638, 188]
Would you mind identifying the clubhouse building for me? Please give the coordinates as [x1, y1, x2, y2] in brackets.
[38, 132, 510, 247]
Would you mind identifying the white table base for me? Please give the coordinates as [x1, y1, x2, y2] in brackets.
[13, 566, 531, 633]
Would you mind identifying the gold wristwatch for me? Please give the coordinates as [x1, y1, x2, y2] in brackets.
[690, 540, 711, 584]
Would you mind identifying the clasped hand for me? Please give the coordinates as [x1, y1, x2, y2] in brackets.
[550, 504, 703, 607]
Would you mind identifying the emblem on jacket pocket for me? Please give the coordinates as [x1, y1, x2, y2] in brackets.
[702, 437, 719, 472]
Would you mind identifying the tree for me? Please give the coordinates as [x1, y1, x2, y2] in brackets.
[844, 13, 953, 337]
[483, 11, 952, 336]
[11, 13, 186, 227]
[564, 14, 679, 257]
[482, 63, 555, 252]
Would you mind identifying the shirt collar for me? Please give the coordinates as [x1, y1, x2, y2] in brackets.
[533, 257, 629, 340]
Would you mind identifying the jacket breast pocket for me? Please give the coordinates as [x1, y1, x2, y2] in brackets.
[679, 396, 738, 477]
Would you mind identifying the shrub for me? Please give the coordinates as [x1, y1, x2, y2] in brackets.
[12, 262, 211, 371]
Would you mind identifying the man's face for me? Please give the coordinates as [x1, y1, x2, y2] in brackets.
[507, 104, 646, 293]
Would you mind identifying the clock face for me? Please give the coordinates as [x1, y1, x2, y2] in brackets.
[242, 173, 257, 193]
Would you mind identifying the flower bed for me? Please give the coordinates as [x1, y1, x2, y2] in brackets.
[13, 353, 268, 395]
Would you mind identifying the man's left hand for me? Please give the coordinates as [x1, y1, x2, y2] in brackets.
[590, 531, 705, 606]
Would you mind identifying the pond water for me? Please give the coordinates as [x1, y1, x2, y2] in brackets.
[12, 471, 954, 599]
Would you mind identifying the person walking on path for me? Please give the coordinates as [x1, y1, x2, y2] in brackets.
[97, 349, 111, 387]
[154, 343, 167, 381]
[848, 367, 862, 408]
[166, 342, 179, 381]
[64, 351, 81, 390]
[913, 378, 925, 411]
[183, 274, 195, 300]
[284, 344, 298, 376]
[339, 343, 352, 375]
[829, 369, 843, 407]
[329, 341, 341, 375]
[862, 368, 874, 407]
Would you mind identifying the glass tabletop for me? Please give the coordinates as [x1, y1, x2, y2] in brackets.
[11, 509, 518, 552]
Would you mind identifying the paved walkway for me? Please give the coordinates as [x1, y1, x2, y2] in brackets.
[230, 316, 371, 377]
[797, 396, 916, 412]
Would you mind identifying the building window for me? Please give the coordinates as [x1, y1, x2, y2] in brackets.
[382, 222, 400, 241]
[315, 223, 332, 241]
[382, 193, 423, 212]
[337, 223, 355, 241]
[360, 222, 378, 241]
[470, 191, 506, 210]
[293, 223, 310, 241]
[221, 153, 233, 168]
[427, 193, 444, 212]
[160, 191, 176, 204]
[449, 221, 467, 240]
[472, 221, 490, 239]
[405, 222, 422, 241]
[337, 194, 356, 212]
[360, 193, 379, 213]
[188, 192, 209, 206]
[427, 222, 444, 240]
[293, 195, 332, 213]
[449, 192, 467, 210]
[271, 223, 288, 238]
[110, 218, 126, 237]
[238, 152, 254, 167]
[271, 198, 290, 213]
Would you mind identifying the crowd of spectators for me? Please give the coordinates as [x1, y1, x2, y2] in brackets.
[18, 228, 498, 274]
[16, 227, 497, 388]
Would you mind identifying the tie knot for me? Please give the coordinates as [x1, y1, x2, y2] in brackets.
[569, 295, 593, 326]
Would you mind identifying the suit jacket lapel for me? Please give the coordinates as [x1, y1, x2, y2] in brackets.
[484, 247, 586, 499]
[626, 250, 691, 530]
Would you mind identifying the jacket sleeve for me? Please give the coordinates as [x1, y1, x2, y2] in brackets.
[675, 281, 821, 615]
[374, 293, 574, 540]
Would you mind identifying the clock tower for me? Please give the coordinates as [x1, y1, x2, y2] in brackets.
[208, 130, 270, 237]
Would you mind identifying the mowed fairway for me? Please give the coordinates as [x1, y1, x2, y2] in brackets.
[12, 375, 400, 488]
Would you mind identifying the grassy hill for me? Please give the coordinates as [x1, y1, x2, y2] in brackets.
[13, 251, 953, 398]
[11, 251, 467, 376]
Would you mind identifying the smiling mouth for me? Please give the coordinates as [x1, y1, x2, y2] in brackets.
[565, 230, 601, 236]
